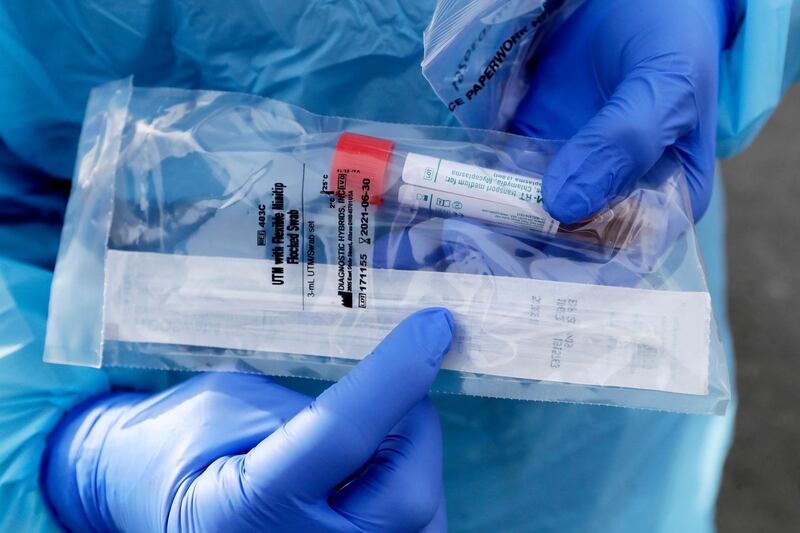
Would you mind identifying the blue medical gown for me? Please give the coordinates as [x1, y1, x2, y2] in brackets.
[0, 1, 797, 531]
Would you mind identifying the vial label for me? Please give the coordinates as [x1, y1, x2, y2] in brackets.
[401, 152, 559, 232]
[398, 184, 559, 234]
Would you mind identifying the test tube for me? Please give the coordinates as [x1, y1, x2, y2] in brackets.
[330, 132, 643, 249]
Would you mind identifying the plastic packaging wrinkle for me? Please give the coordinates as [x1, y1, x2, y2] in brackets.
[43, 78, 730, 414]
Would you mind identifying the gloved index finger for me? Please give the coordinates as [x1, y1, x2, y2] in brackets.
[242, 307, 453, 501]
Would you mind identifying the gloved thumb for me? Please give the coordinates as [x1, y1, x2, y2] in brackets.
[540, 64, 700, 224]
[241, 308, 454, 500]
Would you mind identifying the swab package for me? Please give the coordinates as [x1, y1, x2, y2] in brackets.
[44, 79, 730, 414]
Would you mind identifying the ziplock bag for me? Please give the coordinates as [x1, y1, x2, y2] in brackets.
[422, 0, 585, 130]
[44, 79, 730, 414]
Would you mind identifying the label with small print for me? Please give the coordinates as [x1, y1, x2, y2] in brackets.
[398, 184, 559, 234]
[400, 152, 559, 234]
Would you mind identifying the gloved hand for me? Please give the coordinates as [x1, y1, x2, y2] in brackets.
[42, 308, 453, 532]
[511, 0, 733, 224]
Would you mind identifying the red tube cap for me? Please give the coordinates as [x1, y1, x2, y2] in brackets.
[330, 132, 395, 205]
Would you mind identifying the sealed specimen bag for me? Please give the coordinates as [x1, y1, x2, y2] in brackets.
[422, 0, 585, 130]
[44, 79, 730, 414]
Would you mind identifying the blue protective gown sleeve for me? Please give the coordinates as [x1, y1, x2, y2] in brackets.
[0, 1, 798, 532]
[717, 0, 800, 155]
[0, 258, 108, 532]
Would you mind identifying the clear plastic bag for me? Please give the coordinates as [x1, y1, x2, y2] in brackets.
[44, 78, 730, 414]
[422, 0, 585, 130]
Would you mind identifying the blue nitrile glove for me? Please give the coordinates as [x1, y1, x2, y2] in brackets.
[41, 308, 452, 532]
[511, 0, 733, 224]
